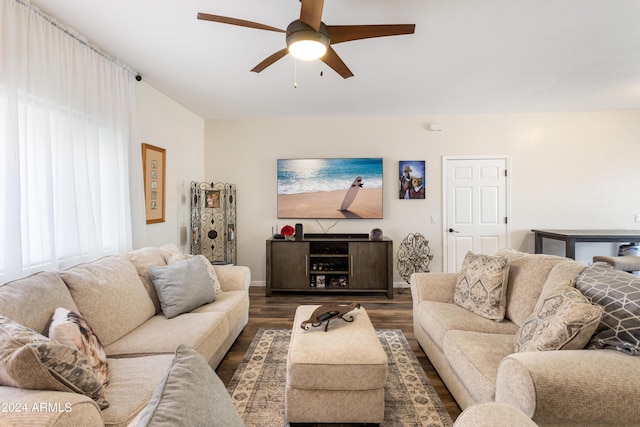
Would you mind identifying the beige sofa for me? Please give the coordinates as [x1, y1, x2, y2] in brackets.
[0, 245, 250, 426]
[411, 249, 640, 426]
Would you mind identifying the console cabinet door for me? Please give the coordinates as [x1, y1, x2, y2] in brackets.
[268, 241, 309, 291]
[349, 242, 390, 291]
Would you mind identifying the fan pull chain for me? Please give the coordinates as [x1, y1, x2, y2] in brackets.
[293, 59, 298, 88]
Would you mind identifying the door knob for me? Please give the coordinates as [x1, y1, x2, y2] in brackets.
[448, 228, 459, 233]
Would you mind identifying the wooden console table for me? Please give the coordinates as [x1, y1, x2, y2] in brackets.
[266, 234, 393, 298]
[532, 229, 640, 259]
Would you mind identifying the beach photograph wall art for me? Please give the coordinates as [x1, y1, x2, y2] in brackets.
[277, 158, 383, 219]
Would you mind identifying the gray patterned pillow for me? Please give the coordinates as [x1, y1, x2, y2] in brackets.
[575, 262, 640, 355]
[515, 283, 603, 352]
[0, 316, 109, 408]
[454, 251, 510, 321]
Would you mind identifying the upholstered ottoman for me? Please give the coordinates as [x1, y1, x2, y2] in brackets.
[285, 305, 388, 424]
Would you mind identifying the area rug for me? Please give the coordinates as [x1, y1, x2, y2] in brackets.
[227, 328, 453, 426]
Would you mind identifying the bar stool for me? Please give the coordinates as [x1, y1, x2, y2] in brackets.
[592, 255, 640, 274]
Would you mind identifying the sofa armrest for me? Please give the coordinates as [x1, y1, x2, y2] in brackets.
[496, 349, 640, 425]
[410, 272, 458, 304]
[453, 402, 536, 427]
[0, 386, 103, 426]
[213, 265, 250, 292]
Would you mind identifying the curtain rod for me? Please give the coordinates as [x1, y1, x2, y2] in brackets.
[16, 0, 141, 81]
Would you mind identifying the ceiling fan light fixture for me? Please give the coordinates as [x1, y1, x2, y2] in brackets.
[288, 39, 327, 60]
[286, 20, 329, 61]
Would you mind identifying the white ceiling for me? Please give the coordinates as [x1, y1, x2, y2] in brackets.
[29, 0, 640, 119]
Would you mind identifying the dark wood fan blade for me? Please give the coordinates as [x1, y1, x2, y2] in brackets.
[251, 48, 290, 73]
[197, 13, 285, 33]
[327, 24, 415, 44]
[321, 46, 354, 79]
[299, 0, 324, 32]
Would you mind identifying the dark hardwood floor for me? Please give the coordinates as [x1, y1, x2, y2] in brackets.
[215, 287, 462, 422]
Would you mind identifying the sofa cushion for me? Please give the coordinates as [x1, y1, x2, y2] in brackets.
[149, 256, 217, 319]
[575, 262, 640, 355]
[0, 316, 109, 409]
[136, 345, 244, 427]
[125, 247, 171, 314]
[101, 354, 175, 427]
[454, 251, 510, 321]
[497, 249, 568, 326]
[104, 312, 228, 364]
[0, 387, 103, 426]
[514, 284, 602, 352]
[541, 260, 587, 297]
[48, 307, 110, 386]
[415, 301, 520, 352]
[0, 272, 79, 333]
[59, 256, 156, 347]
[191, 290, 249, 333]
[166, 253, 222, 295]
[443, 331, 515, 403]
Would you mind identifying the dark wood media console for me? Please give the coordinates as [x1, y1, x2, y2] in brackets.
[266, 234, 393, 298]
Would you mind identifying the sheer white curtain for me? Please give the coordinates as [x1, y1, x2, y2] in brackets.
[0, 0, 144, 283]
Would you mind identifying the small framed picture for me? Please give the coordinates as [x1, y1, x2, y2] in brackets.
[205, 190, 220, 208]
[399, 160, 426, 200]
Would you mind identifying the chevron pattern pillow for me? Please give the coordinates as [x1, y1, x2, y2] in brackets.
[575, 262, 640, 355]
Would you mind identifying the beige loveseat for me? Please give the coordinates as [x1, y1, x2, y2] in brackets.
[411, 249, 640, 426]
[0, 244, 250, 426]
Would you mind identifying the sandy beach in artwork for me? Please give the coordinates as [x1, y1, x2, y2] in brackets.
[278, 188, 383, 219]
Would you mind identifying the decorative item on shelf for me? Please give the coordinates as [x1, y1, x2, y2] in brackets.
[397, 233, 433, 293]
[300, 303, 361, 332]
[281, 225, 295, 240]
[369, 228, 383, 241]
[295, 223, 303, 240]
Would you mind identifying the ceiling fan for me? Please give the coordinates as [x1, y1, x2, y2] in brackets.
[197, 0, 415, 79]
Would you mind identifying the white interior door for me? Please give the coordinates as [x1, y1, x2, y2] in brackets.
[443, 157, 509, 272]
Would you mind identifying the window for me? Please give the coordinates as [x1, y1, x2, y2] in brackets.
[0, 0, 140, 283]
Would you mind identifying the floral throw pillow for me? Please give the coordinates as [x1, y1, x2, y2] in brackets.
[48, 307, 109, 386]
[454, 251, 510, 321]
[515, 283, 603, 352]
[165, 253, 222, 294]
[0, 316, 109, 409]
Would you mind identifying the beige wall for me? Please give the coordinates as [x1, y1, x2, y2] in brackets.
[204, 111, 640, 285]
[136, 82, 205, 250]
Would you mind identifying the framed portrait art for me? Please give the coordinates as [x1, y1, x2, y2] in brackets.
[205, 190, 220, 208]
[142, 143, 166, 223]
[399, 160, 426, 200]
